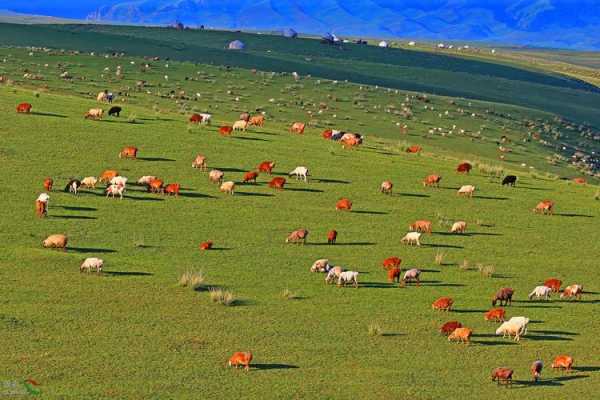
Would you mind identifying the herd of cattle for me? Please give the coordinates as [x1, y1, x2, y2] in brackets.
[19, 89, 585, 383]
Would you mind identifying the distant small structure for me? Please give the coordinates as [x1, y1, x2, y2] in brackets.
[321, 32, 340, 44]
[437, 43, 446, 48]
[408, 41, 416, 46]
[282, 28, 297, 38]
[378, 40, 389, 48]
[228, 40, 246, 50]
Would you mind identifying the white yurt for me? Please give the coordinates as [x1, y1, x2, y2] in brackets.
[228, 40, 245, 50]
[378, 40, 388, 48]
[282, 28, 298, 38]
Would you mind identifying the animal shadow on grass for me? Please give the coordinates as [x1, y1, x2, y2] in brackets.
[309, 242, 375, 247]
[103, 271, 153, 277]
[55, 205, 97, 211]
[473, 195, 509, 201]
[397, 193, 430, 198]
[511, 302, 562, 310]
[423, 243, 464, 249]
[381, 333, 405, 337]
[252, 364, 299, 371]
[215, 167, 247, 173]
[178, 192, 216, 199]
[359, 282, 396, 289]
[574, 366, 600, 372]
[314, 178, 350, 184]
[51, 215, 97, 220]
[351, 210, 389, 215]
[470, 334, 517, 346]
[554, 213, 594, 218]
[69, 247, 117, 254]
[452, 308, 488, 314]
[419, 280, 465, 287]
[123, 195, 164, 202]
[235, 192, 274, 197]
[517, 185, 551, 191]
[230, 136, 269, 142]
[513, 375, 589, 388]
[525, 333, 574, 342]
[285, 187, 324, 193]
[529, 329, 578, 336]
[30, 111, 67, 118]
[137, 157, 176, 162]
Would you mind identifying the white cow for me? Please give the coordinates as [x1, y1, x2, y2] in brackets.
[310, 259, 330, 273]
[81, 176, 98, 189]
[401, 232, 422, 246]
[80, 257, 104, 273]
[457, 185, 475, 197]
[289, 166, 309, 182]
[198, 113, 212, 125]
[110, 176, 128, 187]
[233, 120, 248, 131]
[528, 285, 552, 301]
[337, 271, 359, 288]
[106, 183, 125, 199]
[137, 176, 157, 185]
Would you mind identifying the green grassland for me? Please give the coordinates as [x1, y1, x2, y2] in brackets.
[1, 45, 599, 399]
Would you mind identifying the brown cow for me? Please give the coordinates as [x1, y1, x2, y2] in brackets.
[258, 161, 275, 175]
[409, 220, 432, 234]
[382, 257, 401, 270]
[448, 327, 472, 344]
[35, 200, 47, 218]
[484, 308, 506, 322]
[199, 241, 213, 250]
[286, 229, 308, 244]
[16, 102, 32, 113]
[341, 136, 360, 149]
[387, 267, 401, 283]
[189, 113, 203, 124]
[192, 155, 207, 170]
[228, 352, 253, 371]
[406, 145, 422, 153]
[239, 112, 250, 122]
[119, 146, 138, 159]
[456, 162, 472, 173]
[268, 177, 286, 189]
[327, 230, 337, 245]
[531, 360, 543, 382]
[290, 122, 305, 134]
[533, 200, 554, 215]
[491, 368, 514, 386]
[148, 178, 164, 193]
[322, 129, 333, 139]
[219, 126, 233, 136]
[551, 355, 573, 372]
[336, 198, 352, 211]
[380, 180, 393, 195]
[492, 288, 514, 307]
[99, 170, 119, 183]
[43, 178, 53, 191]
[440, 321, 462, 336]
[249, 115, 265, 127]
[164, 183, 180, 196]
[572, 177, 586, 185]
[544, 278, 562, 293]
[432, 297, 453, 311]
[423, 174, 442, 187]
[243, 171, 259, 184]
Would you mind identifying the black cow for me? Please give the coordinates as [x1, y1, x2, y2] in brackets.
[108, 106, 122, 117]
[502, 175, 517, 186]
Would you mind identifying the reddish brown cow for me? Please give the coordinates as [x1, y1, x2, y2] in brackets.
[382, 257, 401, 270]
[286, 229, 308, 244]
[219, 126, 233, 136]
[35, 200, 47, 218]
[199, 241, 213, 250]
[491, 368, 514, 386]
[322, 129, 333, 139]
[422, 174, 442, 187]
[249, 115, 265, 127]
[16, 102, 32, 113]
[531, 360, 543, 382]
[43, 178, 53, 191]
[484, 308, 506, 322]
[243, 171, 259, 184]
[327, 230, 337, 245]
[148, 178, 164, 193]
[533, 200, 554, 215]
[387, 267, 401, 283]
[99, 170, 119, 183]
[409, 220, 432, 234]
[290, 122, 305, 134]
[268, 177, 286, 189]
[164, 183, 180, 196]
[189, 113, 203, 124]
[572, 177, 587, 185]
[551, 355, 573, 372]
[406, 145, 422, 153]
[228, 352, 253, 371]
[492, 288, 514, 307]
[456, 162, 472, 173]
[336, 198, 352, 211]
[544, 278, 562, 293]
[119, 146, 138, 159]
[439, 321, 463, 336]
[258, 161, 275, 175]
[341, 137, 360, 149]
[432, 297, 453, 311]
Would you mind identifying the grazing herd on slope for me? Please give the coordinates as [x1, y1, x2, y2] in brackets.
[19, 90, 588, 383]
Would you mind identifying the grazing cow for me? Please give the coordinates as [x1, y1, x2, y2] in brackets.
[119, 146, 138, 159]
[327, 230, 337, 245]
[137, 176, 157, 185]
[440, 321, 463, 336]
[450, 221, 467, 234]
[243, 171, 259, 184]
[108, 106, 122, 117]
[423, 174, 441, 187]
[457, 185, 475, 197]
[382, 257, 402, 270]
[492, 288, 514, 306]
[198, 113, 212, 125]
[97, 91, 108, 102]
[249, 115, 265, 127]
[209, 170, 224, 184]
[258, 161, 275, 174]
[387, 267, 401, 283]
[43, 178, 53, 191]
[551, 355, 573, 372]
[148, 179, 164, 193]
[401, 232, 421, 246]
[572, 177, 586, 185]
[189, 113, 203, 124]
[80, 257, 103, 273]
[239, 112, 250, 122]
[35, 193, 49, 218]
[456, 162, 472, 173]
[199, 241, 213, 250]
[409, 220, 432, 234]
[533, 200, 554, 215]
[507, 317, 529, 335]
[233, 120, 249, 131]
[192, 155, 207, 170]
[432, 297, 453, 311]
[219, 126, 233, 136]
[106, 183, 125, 199]
[268, 177, 286, 190]
[406, 145, 422, 153]
[544, 278, 562, 293]
[448, 327, 472, 344]
[322, 129, 334, 139]
[528, 285, 552, 301]
[336, 198, 352, 211]
[110, 176, 128, 187]
[380, 180, 393, 194]
[502, 175, 517, 186]
[401, 268, 421, 286]
[310, 259, 331, 273]
[286, 229, 308, 244]
[338, 271, 359, 288]
[164, 183, 180, 196]
[491, 368, 514, 386]
[290, 122, 305, 134]
[16, 102, 32, 113]
[330, 130, 344, 141]
[496, 318, 529, 341]
[531, 360, 543, 382]
[84, 108, 103, 119]
[289, 166, 309, 182]
[228, 352, 252, 371]
[341, 136, 361, 149]
[560, 284, 583, 300]
[81, 176, 98, 189]
[484, 308, 506, 322]
[99, 170, 118, 183]
[220, 181, 235, 195]
[42, 234, 68, 250]
[325, 267, 345, 284]
[64, 179, 82, 195]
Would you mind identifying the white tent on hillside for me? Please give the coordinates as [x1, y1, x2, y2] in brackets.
[228, 40, 245, 50]
[282, 28, 298, 38]
[378, 40, 389, 48]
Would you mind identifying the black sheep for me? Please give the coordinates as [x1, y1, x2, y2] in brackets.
[108, 106, 122, 117]
[502, 175, 517, 186]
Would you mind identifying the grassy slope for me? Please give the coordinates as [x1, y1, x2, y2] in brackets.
[1, 22, 600, 133]
[1, 50, 599, 399]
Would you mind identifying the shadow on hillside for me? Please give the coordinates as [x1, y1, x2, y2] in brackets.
[103, 271, 153, 277]
[230, 136, 269, 142]
[285, 187, 324, 193]
[215, 167, 246, 173]
[423, 243, 464, 249]
[525, 333, 574, 342]
[420, 268, 441, 273]
[178, 192, 216, 199]
[529, 329, 578, 336]
[474, 195, 509, 200]
[31, 111, 67, 118]
[517, 185, 551, 191]
[472, 340, 518, 346]
[554, 213, 594, 218]
[137, 157, 176, 162]
[574, 366, 600, 372]
[351, 210, 388, 215]
[359, 282, 396, 289]
[308, 242, 376, 247]
[69, 247, 116, 253]
[123, 195, 164, 201]
[556, 299, 600, 304]
[252, 364, 299, 371]
[511, 302, 562, 309]
[397, 192, 430, 198]
[235, 192, 274, 197]
[513, 375, 589, 387]
[381, 333, 405, 337]
[452, 309, 488, 314]
[419, 281, 465, 287]
[55, 205, 97, 211]
[50, 215, 97, 220]
[314, 178, 351, 184]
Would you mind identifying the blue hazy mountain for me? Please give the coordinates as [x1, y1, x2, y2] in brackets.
[3, 0, 600, 50]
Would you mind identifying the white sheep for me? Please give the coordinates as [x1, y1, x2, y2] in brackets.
[496, 321, 525, 341]
[457, 185, 475, 197]
[310, 259, 330, 273]
[289, 166, 309, 182]
[81, 176, 98, 189]
[110, 176, 128, 187]
[401, 232, 421, 246]
[528, 286, 552, 301]
[337, 271, 359, 288]
[451, 221, 467, 233]
[80, 257, 103, 273]
[325, 266, 344, 284]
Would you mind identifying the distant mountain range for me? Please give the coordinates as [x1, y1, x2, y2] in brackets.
[3, 0, 600, 50]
